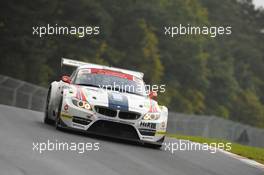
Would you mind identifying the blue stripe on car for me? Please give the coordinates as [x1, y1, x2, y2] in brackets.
[108, 92, 129, 111]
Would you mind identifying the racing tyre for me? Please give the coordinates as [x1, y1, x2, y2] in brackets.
[55, 97, 63, 130]
[44, 88, 54, 125]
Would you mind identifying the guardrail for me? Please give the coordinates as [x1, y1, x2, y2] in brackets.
[0, 75, 47, 111]
[167, 113, 264, 147]
[0, 75, 263, 147]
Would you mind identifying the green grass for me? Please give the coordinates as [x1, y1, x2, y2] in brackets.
[167, 134, 264, 165]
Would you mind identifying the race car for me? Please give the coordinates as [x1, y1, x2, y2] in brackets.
[44, 58, 168, 148]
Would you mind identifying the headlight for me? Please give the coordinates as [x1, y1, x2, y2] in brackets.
[143, 113, 160, 120]
[72, 99, 92, 110]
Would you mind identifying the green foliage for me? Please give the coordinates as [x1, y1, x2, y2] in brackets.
[138, 19, 163, 84]
[1, 0, 264, 128]
[231, 90, 264, 128]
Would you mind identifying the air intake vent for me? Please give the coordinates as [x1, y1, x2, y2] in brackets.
[119, 111, 141, 120]
[94, 106, 117, 117]
[88, 120, 139, 140]
[72, 116, 92, 125]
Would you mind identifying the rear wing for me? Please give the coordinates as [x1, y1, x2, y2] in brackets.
[61, 58, 144, 79]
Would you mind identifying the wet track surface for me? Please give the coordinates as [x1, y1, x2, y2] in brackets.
[0, 105, 263, 175]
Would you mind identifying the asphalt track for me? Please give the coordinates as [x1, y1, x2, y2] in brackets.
[0, 104, 263, 175]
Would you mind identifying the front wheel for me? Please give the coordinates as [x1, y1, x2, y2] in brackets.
[44, 88, 54, 125]
[55, 97, 63, 130]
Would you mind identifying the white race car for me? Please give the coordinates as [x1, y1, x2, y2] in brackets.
[44, 58, 168, 148]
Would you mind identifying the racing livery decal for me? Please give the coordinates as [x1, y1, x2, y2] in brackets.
[108, 92, 129, 111]
[140, 121, 156, 129]
[45, 58, 168, 148]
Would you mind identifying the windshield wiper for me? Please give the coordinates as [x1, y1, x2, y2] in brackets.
[75, 83, 100, 88]
[124, 90, 142, 96]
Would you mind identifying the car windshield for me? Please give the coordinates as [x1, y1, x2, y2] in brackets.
[73, 69, 147, 96]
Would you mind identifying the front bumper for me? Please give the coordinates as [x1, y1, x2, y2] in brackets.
[59, 98, 167, 144]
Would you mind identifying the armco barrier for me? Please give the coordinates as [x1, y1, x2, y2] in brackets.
[167, 113, 264, 147]
[0, 75, 263, 147]
[0, 75, 47, 111]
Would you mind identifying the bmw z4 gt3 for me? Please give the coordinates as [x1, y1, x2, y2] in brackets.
[44, 58, 168, 148]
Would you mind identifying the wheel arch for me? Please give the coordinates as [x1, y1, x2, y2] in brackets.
[48, 81, 61, 119]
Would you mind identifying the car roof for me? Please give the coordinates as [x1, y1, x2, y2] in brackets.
[78, 65, 144, 79]
[62, 58, 144, 79]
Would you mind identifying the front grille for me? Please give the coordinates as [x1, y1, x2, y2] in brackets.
[94, 106, 117, 117]
[88, 120, 139, 140]
[72, 116, 92, 125]
[119, 111, 141, 120]
[139, 129, 156, 136]
[94, 106, 141, 120]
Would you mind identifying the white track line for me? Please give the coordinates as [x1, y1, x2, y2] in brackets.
[217, 148, 264, 170]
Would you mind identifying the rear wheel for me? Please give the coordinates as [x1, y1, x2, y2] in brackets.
[44, 88, 54, 125]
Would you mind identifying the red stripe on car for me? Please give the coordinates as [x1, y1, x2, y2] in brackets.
[90, 68, 133, 80]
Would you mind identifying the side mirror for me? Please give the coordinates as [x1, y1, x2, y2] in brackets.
[149, 91, 157, 99]
[62, 75, 71, 84]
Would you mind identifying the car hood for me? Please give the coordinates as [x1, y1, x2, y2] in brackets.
[70, 85, 160, 114]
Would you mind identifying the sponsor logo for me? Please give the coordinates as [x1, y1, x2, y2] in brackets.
[140, 122, 156, 129]
[60, 113, 72, 119]
[112, 93, 123, 101]
[160, 121, 166, 130]
[64, 104, 69, 111]
[156, 131, 166, 135]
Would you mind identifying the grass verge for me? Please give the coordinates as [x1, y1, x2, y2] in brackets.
[167, 134, 264, 165]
